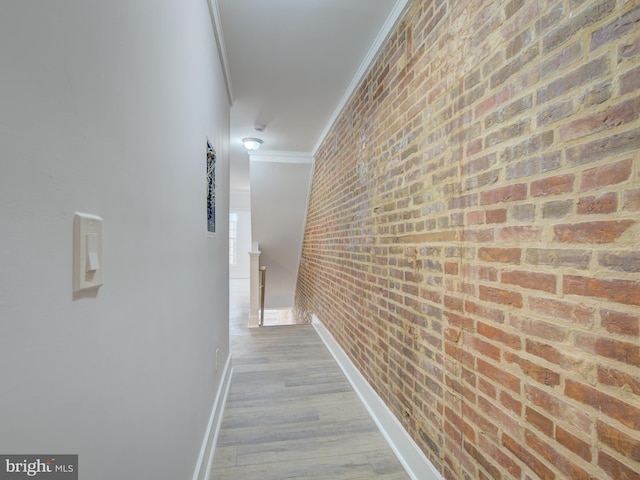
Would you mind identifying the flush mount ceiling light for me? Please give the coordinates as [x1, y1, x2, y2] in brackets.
[242, 137, 263, 151]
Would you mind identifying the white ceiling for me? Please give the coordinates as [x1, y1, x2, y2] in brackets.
[215, 0, 409, 193]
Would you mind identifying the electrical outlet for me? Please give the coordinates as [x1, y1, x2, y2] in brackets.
[215, 348, 220, 372]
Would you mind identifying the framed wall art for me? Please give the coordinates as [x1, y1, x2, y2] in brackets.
[206, 139, 216, 234]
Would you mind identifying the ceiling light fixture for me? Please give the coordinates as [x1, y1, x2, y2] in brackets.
[242, 137, 263, 151]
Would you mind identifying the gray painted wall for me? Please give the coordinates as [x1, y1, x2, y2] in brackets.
[0, 1, 230, 478]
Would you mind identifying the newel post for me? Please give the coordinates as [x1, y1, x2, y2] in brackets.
[248, 243, 261, 328]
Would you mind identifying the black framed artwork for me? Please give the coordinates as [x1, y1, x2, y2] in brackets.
[207, 140, 216, 234]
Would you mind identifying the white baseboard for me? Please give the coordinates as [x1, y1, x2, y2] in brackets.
[192, 354, 233, 480]
[312, 315, 443, 480]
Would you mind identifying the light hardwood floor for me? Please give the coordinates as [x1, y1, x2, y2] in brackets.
[210, 280, 410, 479]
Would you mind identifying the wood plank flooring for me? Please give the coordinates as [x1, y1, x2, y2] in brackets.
[210, 280, 410, 479]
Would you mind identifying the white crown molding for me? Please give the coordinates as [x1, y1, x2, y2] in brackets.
[312, 0, 412, 155]
[207, 0, 234, 105]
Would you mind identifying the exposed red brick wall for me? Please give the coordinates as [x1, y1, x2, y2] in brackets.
[295, 1, 640, 479]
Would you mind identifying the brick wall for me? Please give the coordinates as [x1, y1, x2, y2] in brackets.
[295, 0, 640, 479]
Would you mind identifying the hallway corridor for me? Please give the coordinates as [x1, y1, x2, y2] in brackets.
[210, 280, 410, 479]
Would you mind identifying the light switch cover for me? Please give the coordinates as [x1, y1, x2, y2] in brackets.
[73, 213, 103, 292]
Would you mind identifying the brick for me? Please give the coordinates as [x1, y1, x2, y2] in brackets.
[445, 294, 464, 312]
[537, 56, 609, 104]
[479, 285, 523, 308]
[501, 270, 557, 293]
[574, 332, 640, 367]
[464, 334, 501, 361]
[555, 426, 592, 461]
[526, 340, 568, 368]
[510, 204, 535, 222]
[506, 30, 531, 58]
[565, 378, 640, 429]
[504, 351, 560, 386]
[477, 395, 520, 436]
[580, 80, 612, 107]
[445, 342, 475, 368]
[477, 358, 520, 394]
[485, 95, 532, 128]
[537, 99, 574, 127]
[498, 226, 543, 242]
[464, 300, 504, 323]
[566, 128, 640, 166]
[448, 193, 479, 210]
[480, 184, 527, 205]
[526, 384, 591, 432]
[444, 261, 459, 275]
[529, 296, 595, 327]
[591, 3, 640, 51]
[597, 420, 640, 462]
[598, 451, 640, 480]
[510, 314, 569, 342]
[466, 210, 484, 225]
[477, 321, 521, 350]
[579, 158, 632, 191]
[564, 275, 640, 306]
[577, 192, 617, 215]
[535, 3, 565, 37]
[478, 434, 522, 479]
[525, 248, 591, 269]
[490, 46, 539, 89]
[542, 200, 572, 219]
[553, 220, 634, 243]
[526, 406, 553, 436]
[502, 433, 554, 480]
[501, 1, 543, 39]
[500, 390, 521, 415]
[463, 401, 501, 441]
[466, 138, 483, 155]
[531, 173, 574, 197]
[504, 0, 524, 20]
[463, 265, 499, 283]
[500, 131, 554, 163]
[478, 377, 497, 400]
[485, 208, 506, 223]
[478, 247, 521, 264]
[600, 309, 639, 336]
[445, 312, 473, 331]
[461, 228, 494, 242]
[446, 406, 475, 442]
[618, 34, 640, 59]
[620, 64, 640, 94]
[540, 42, 581, 76]
[543, 0, 615, 53]
[463, 440, 501, 480]
[462, 153, 497, 175]
[525, 429, 592, 480]
[475, 85, 516, 118]
[464, 170, 501, 192]
[599, 251, 640, 273]
[623, 188, 640, 211]
[562, 97, 640, 142]
[484, 119, 531, 148]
